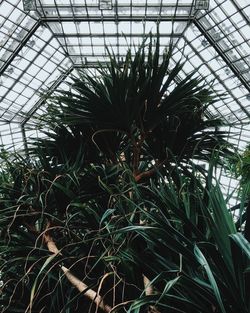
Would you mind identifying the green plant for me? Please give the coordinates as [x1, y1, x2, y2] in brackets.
[229, 143, 250, 243]
[232, 144, 250, 197]
[1, 34, 248, 313]
[31, 34, 232, 179]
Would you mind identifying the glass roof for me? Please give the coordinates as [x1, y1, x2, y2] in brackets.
[0, 0, 249, 160]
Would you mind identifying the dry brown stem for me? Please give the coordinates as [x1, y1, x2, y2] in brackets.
[134, 159, 166, 182]
[43, 232, 112, 313]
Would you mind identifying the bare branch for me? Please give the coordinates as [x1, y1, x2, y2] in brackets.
[43, 233, 112, 313]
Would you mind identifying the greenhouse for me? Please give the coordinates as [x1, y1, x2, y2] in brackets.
[0, 1, 249, 312]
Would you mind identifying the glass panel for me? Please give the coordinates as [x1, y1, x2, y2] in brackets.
[0, 0, 249, 198]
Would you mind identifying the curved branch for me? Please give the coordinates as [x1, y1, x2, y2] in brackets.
[43, 233, 112, 313]
[134, 159, 166, 182]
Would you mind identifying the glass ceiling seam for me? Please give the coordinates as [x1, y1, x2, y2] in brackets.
[199, 2, 250, 86]
[34, 0, 76, 74]
[114, 0, 120, 60]
[0, 21, 40, 76]
[169, 0, 196, 56]
[194, 19, 250, 96]
[20, 65, 74, 125]
[1, 0, 249, 146]
[39, 16, 193, 22]
[69, 0, 84, 66]
[184, 37, 249, 124]
[231, 0, 250, 24]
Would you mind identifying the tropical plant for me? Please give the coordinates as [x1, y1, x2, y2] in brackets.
[231, 143, 250, 197]
[228, 143, 250, 243]
[1, 34, 248, 313]
[30, 34, 232, 179]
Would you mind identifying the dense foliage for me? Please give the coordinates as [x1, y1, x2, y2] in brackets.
[0, 35, 249, 313]
[232, 143, 250, 197]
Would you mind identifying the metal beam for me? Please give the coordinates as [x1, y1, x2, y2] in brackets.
[0, 21, 41, 76]
[231, 0, 250, 26]
[185, 37, 250, 120]
[21, 66, 74, 125]
[40, 16, 193, 22]
[36, 3, 193, 10]
[194, 19, 250, 94]
[53, 33, 183, 38]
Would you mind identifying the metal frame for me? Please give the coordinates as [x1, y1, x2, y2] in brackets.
[0, 0, 249, 148]
[21, 65, 74, 125]
[194, 20, 250, 94]
[0, 0, 249, 200]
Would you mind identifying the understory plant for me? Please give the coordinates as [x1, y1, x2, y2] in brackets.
[229, 143, 250, 242]
[232, 143, 250, 197]
[0, 34, 249, 313]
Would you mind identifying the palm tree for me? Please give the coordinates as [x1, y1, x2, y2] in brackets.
[31, 34, 232, 178]
[1, 34, 249, 313]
